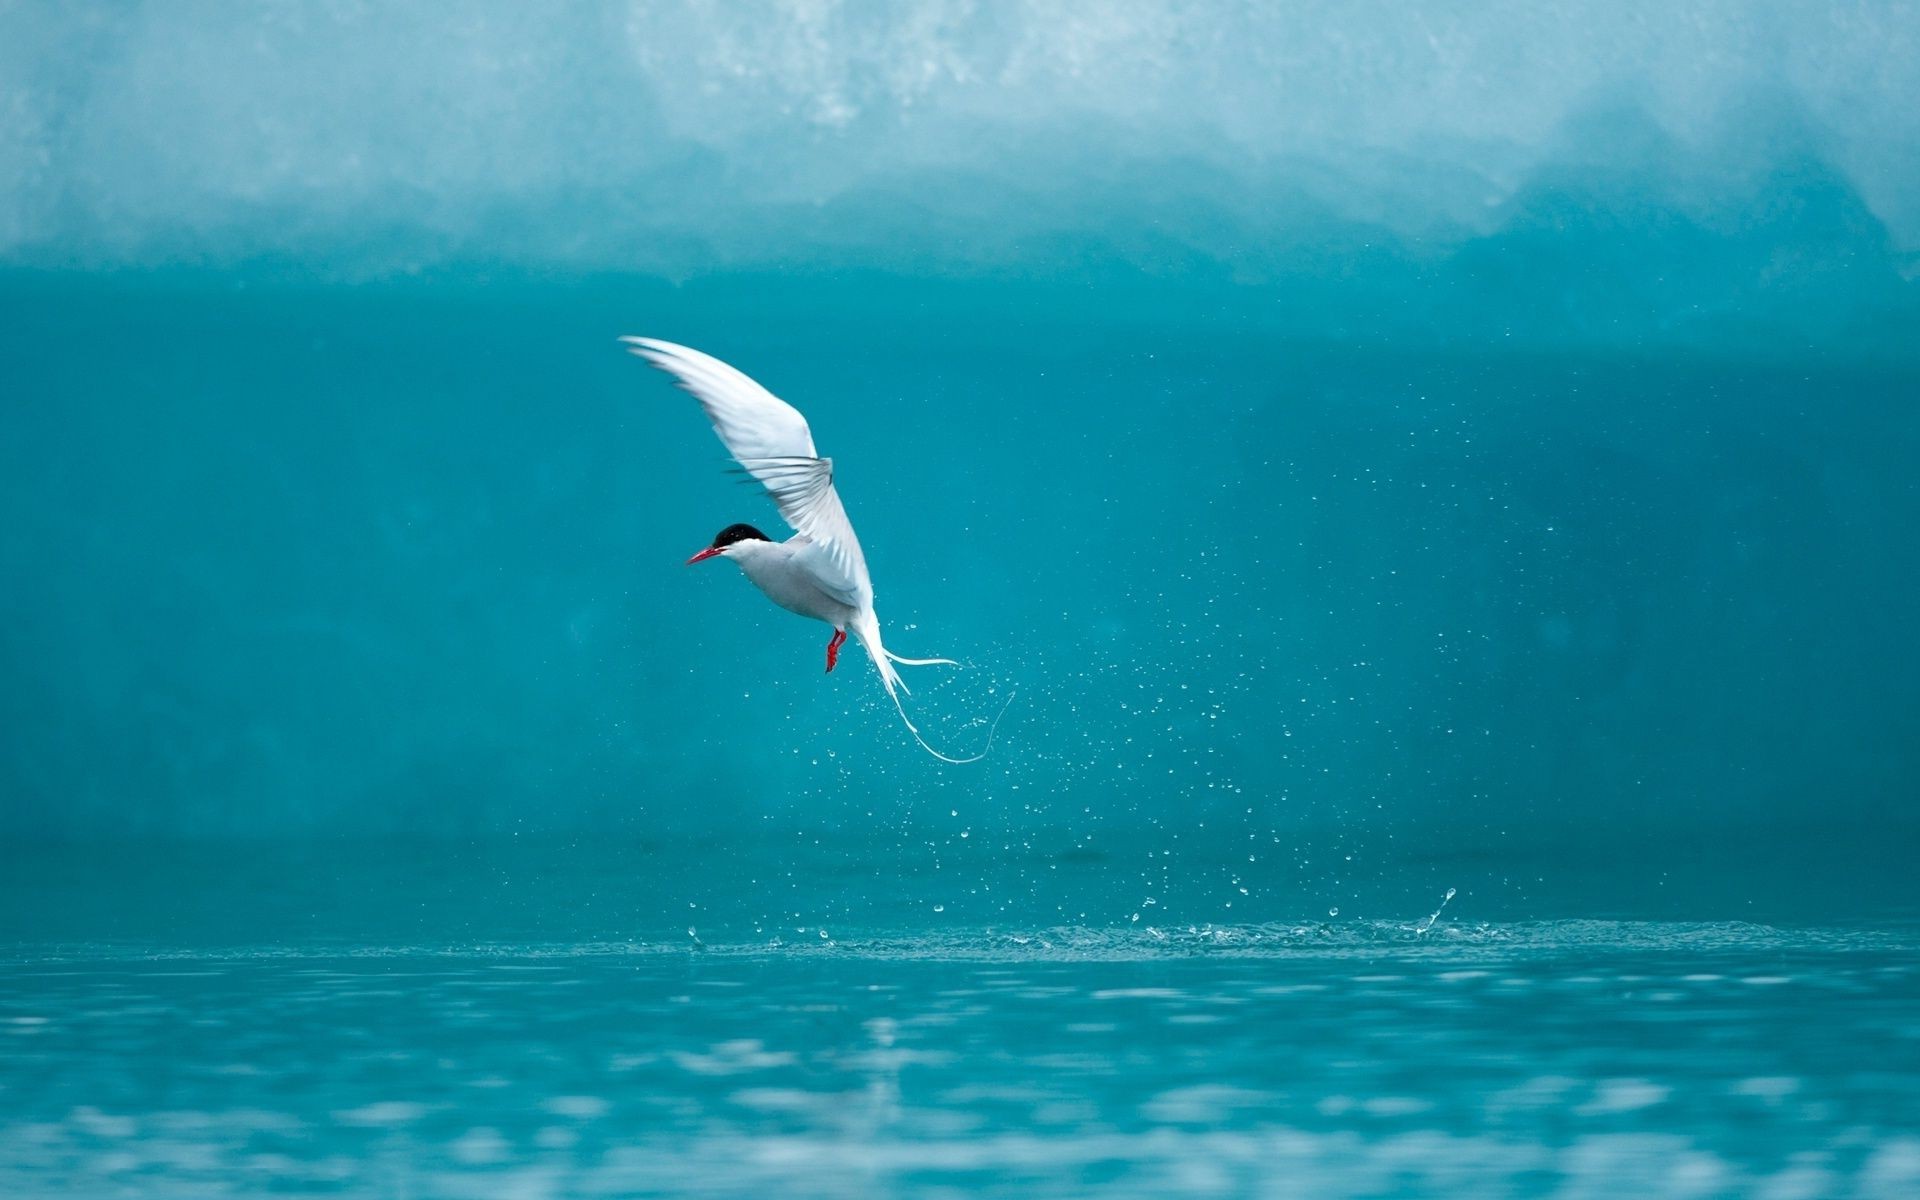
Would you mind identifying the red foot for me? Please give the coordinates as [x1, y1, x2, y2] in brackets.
[825, 629, 846, 673]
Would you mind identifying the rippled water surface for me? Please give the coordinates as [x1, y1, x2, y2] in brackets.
[5, 920, 1917, 1198]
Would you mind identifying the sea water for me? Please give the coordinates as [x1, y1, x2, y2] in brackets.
[5, 842, 1920, 1197]
[4, 3, 1919, 1197]
[4, 927, 1918, 1197]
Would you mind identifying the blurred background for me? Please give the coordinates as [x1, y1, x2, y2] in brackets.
[2, 1, 1916, 937]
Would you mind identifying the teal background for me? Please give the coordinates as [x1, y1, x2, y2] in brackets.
[5, 6, 1920, 1197]
[3, 3, 1918, 925]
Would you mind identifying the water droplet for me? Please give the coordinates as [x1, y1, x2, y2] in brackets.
[1415, 886, 1457, 935]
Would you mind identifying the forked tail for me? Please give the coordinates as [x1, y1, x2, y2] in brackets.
[850, 618, 1014, 764]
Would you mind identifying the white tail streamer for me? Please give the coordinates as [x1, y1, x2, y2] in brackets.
[850, 619, 1014, 764]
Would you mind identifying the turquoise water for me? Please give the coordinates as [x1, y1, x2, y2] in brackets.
[5, 912, 1919, 1197]
[5, 2, 1920, 1196]
[4, 846, 1919, 1195]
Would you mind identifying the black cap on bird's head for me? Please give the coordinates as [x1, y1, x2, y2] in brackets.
[686, 523, 770, 564]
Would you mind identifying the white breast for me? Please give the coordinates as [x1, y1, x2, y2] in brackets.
[730, 539, 860, 628]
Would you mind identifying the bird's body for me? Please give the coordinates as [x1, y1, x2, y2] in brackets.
[622, 337, 1004, 761]
[730, 538, 858, 630]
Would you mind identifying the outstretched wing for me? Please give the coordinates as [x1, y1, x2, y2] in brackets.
[621, 337, 872, 610]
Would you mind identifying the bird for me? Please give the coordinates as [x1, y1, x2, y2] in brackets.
[621, 336, 1009, 763]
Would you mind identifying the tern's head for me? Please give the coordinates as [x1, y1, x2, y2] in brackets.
[685, 523, 771, 565]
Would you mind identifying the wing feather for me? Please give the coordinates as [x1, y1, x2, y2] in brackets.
[622, 337, 871, 610]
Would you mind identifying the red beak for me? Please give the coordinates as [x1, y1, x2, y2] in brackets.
[685, 545, 725, 566]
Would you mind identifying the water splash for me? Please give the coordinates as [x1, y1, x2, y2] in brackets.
[1415, 888, 1458, 937]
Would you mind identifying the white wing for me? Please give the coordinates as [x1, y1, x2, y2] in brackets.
[621, 337, 872, 611]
